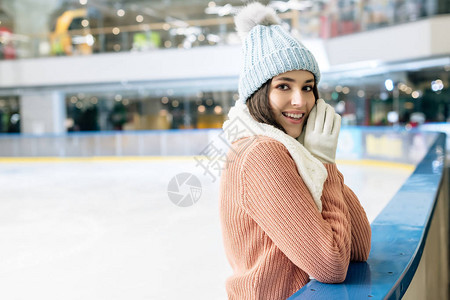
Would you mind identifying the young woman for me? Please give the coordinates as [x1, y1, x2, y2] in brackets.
[219, 3, 371, 300]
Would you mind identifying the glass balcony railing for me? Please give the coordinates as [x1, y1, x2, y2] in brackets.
[0, 0, 448, 60]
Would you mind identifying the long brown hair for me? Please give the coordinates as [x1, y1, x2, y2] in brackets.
[246, 78, 319, 132]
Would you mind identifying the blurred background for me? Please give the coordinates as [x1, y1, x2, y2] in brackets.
[0, 1, 448, 299]
[0, 0, 448, 137]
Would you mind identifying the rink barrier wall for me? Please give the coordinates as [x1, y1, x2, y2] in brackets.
[288, 132, 448, 300]
[0, 127, 439, 161]
[0, 129, 214, 157]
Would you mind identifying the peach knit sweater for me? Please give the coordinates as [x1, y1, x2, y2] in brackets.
[219, 136, 371, 300]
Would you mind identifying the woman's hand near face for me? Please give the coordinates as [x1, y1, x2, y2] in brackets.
[299, 99, 341, 164]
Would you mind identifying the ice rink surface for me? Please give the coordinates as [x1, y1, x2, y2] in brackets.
[0, 157, 413, 300]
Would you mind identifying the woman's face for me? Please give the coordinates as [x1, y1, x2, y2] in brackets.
[268, 70, 316, 138]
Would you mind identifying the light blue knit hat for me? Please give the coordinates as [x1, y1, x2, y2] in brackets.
[235, 2, 321, 103]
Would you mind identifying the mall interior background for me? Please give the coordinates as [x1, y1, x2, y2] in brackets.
[0, 0, 448, 134]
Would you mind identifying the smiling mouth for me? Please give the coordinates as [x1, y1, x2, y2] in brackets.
[282, 112, 304, 121]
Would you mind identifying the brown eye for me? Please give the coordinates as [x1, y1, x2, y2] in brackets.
[303, 86, 313, 92]
[277, 84, 289, 90]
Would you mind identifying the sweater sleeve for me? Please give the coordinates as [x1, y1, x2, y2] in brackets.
[240, 140, 351, 283]
[336, 170, 372, 262]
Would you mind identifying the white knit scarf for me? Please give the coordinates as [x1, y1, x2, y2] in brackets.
[222, 101, 327, 212]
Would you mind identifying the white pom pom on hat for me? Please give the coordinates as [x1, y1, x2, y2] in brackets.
[234, 2, 281, 41]
[235, 2, 321, 103]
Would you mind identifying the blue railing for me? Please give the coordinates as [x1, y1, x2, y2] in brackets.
[288, 132, 446, 299]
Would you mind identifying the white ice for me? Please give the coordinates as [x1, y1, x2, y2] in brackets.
[0, 158, 412, 300]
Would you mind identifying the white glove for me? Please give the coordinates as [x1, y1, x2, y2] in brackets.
[298, 99, 341, 164]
